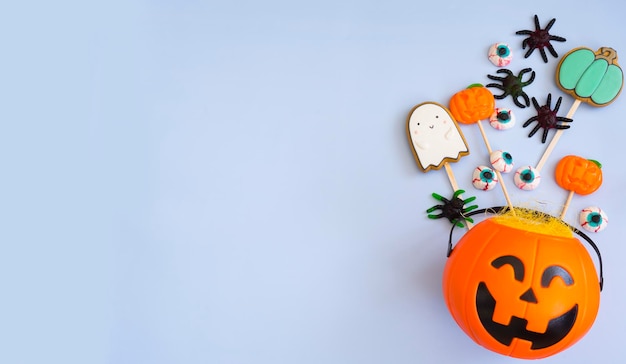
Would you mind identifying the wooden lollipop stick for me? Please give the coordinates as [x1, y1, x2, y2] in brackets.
[476, 120, 515, 213]
[560, 190, 575, 219]
[536, 99, 582, 172]
[444, 162, 474, 229]
[476, 120, 494, 154]
[444, 162, 460, 192]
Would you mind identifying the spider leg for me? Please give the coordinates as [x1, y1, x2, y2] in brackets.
[545, 17, 556, 32]
[554, 96, 563, 112]
[546, 93, 552, 108]
[533, 14, 541, 31]
[516, 92, 530, 108]
[491, 91, 508, 100]
[427, 212, 445, 220]
[496, 69, 513, 76]
[521, 38, 529, 49]
[485, 84, 507, 99]
[515, 30, 533, 35]
[542, 128, 550, 143]
[520, 68, 535, 85]
[485, 83, 504, 89]
[464, 203, 478, 213]
[556, 116, 573, 123]
[523, 47, 535, 59]
[555, 124, 571, 130]
[523, 116, 538, 127]
[528, 124, 542, 138]
[486, 75, 506, 82]
[426, 204, 444, 213]
[531, 97, 540, 110]
[462, 195, 476, 205]
[549, 35, 566, 42]
[547, 43, 559, 58]
[452, 189, 465, 199]
[539, 48, 548, 63]
[430, 193, 447, 202]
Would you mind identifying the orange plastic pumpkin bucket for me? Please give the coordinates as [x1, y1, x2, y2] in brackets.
[443, 214, 601, 359]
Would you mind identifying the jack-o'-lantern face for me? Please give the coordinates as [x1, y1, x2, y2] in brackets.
[443, 217, 600, 359]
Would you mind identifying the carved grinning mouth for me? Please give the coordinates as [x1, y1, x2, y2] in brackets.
[476, 282, 578, 350]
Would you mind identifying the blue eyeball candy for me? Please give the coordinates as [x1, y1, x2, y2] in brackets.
[488, 43, 513, 67]
[472, 165, 499, 191]
[514, 166, 541, 190]
[489, 108, 515, 130]
[579, 207, 608, 233]
[490, 150, 514, 173]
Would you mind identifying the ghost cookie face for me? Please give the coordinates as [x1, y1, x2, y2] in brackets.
[407, 102, 470, 172]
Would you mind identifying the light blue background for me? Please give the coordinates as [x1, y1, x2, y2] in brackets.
[1, 1, 625, 363]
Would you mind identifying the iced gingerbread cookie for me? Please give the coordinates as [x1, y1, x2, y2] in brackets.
[556, 47, 624, 107]
[488, 43, 513, 67]
[406, 102, 469, 172]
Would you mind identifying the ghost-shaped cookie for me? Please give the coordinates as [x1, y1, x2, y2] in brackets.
[407, 102, 469, 172]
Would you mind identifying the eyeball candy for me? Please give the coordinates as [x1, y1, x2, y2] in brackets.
[472, 166, 499, 191]
[579, 207, 608, 233]
[489, 108, 515, 130]
[514, 166, 541, 190]
[488, 43, 513, 67]
[490, 150, 514, 173]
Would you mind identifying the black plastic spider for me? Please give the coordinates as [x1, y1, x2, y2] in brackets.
[516, 15, 566, 63]
[486, 68, 535, 108]
[523, 93, 573, 143]
[426, 190, 478, 228]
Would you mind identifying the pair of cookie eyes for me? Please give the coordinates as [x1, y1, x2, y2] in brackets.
[492, 255, 573, 287]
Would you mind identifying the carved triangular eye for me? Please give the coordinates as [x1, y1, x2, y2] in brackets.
[520, 288, 538, 303]
[491, 255, 524, 282]
[542, 265, 574, 287]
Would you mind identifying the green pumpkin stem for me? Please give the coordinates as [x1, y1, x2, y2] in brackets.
[588, 159, 602, 169]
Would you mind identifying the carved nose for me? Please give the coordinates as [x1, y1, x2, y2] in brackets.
[520, 288, 538, 303]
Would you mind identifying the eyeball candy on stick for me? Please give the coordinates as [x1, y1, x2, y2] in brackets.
[449, 85, 514, 208]
[490, 150, 514, 173]
[555, 155, 603, 219]
[406, 102, 476, 228]
[514, 165, 541, 190]
[535, 46, 623, 172]
[472, 166, 498, 191]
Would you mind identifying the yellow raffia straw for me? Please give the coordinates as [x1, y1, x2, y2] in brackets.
[492, 208, 572, 238]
